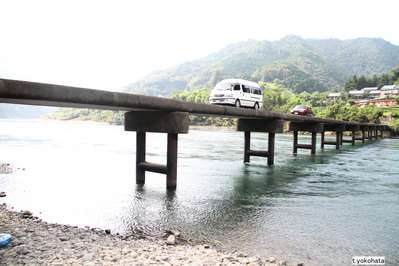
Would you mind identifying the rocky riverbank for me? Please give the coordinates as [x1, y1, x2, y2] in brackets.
[0, 204, 299, 265]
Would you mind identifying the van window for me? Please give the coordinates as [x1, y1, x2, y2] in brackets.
[253, 88, 261, 95]
[233, 84, 241, 91]
[242, 85, 250, 93]
[214, 83, 232, 91]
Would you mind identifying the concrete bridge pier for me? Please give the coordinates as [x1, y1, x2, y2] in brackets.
[378, 126, 384, 139]
[124, 111, 189, 189]
[369, 128, 374, 140]
[237, 119, 284, 166]
[360, 126, 367, 143]
[342, 125, 360, 146]
[320, 124, 345, 150]
[289, 122, 323, 155]
[383, 125, 390, 138]
[373, 127, 378, 140]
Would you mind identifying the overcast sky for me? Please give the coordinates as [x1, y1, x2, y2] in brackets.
[0, 0, 398, 90]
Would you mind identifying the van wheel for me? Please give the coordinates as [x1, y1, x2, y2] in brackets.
[254, 102, 259, 110]
[235, 99, 241, 108]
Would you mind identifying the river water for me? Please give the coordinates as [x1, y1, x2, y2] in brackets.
[0, 119, 398, 265]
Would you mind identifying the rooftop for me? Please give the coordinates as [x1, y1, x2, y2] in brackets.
[362, 87, 378, 91]
[381, 85, 398, 91]
[328, 92, 341, 97]
[349, 90, 364, 95]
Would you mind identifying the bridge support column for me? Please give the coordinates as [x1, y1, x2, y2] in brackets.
[320, 131, 325, 149]
[244, 131, 250, 163]
[320, 124, 345, 150]
[379, 127, 383, 138]
[237, 119, 284, 166]
[289, 122, 323, 155]
[382, 126, 390, 138]
[336, 132, 342, 149]
[125, 111, 189, 189]
[136, 132, 146, 184]
[342, 125, 360, 146]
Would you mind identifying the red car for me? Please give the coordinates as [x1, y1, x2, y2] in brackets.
[290, 105, 313, 116]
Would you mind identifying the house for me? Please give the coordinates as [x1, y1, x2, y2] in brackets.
[348, 90, 364, 99]
[369, 90, 382, 98]
[380, 85, 398, 91]
[355, 98, 397, 107]
[380, 85, 399, 96]
[327, 92, 341, 102]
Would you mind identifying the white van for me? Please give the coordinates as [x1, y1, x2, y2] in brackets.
[209, 79, 263, 109]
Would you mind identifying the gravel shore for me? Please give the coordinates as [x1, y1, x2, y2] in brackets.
[0, 204, 297, 265]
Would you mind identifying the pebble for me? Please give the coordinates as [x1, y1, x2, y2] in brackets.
[21, 210, 33, 219]
[15, 246, 30, 255]
[166, 234, 176, 245]
[267, 257, 277, 263]
[170, 229, 181, 237]
[59, 236, 69, 242]
[82, 253, 94, 261]
[0, 192, 6, 197]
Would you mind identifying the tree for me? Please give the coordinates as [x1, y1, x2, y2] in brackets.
[357, 76, 367, 90]
[260, 82, 298, 112]
[344, 75, 358, 91]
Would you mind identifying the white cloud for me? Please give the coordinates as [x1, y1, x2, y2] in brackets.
[0, 0, 398, 90]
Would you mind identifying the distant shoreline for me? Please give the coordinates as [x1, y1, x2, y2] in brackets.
[0, 119, 379, 137]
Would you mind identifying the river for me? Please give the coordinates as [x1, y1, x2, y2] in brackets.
[0, 119, 398, 265]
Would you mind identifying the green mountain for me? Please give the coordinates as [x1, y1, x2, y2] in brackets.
[126, 36, 399, 95]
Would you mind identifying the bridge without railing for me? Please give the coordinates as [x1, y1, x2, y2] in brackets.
[0, 78, 392, 189]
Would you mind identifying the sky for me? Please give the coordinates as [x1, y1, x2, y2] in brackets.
[0, 0, 398, 91]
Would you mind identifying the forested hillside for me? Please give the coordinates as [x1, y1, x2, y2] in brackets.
[344, 66, 399, 90]
[126, 36, 399, 95]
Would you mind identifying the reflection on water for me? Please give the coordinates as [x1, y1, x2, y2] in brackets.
[0, 119, 398, 265]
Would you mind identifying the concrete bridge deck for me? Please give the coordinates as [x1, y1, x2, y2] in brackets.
[0, 78, 377, 127]
[0, 78, 392, 189]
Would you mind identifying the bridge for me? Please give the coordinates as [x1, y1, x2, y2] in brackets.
[0, 78, 392, 189]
